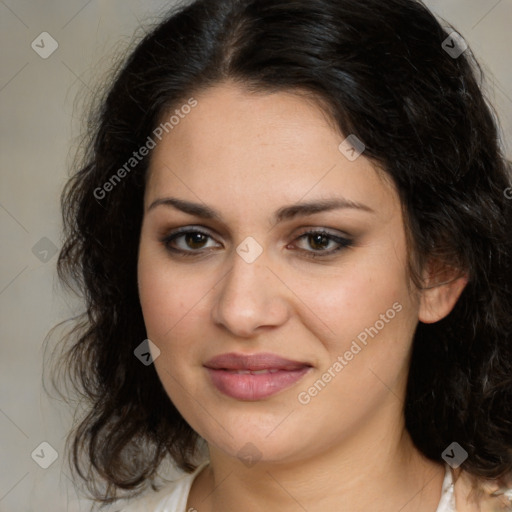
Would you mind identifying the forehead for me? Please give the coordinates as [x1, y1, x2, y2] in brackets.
[144, 82, 398, 219]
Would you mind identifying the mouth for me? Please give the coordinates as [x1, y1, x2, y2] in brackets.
[204, 352, 313, 400]
[218, 368, 283, 374]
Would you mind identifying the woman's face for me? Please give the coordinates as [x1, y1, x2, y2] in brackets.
[137, 82, 422, 465]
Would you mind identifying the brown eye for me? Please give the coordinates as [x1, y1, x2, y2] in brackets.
[307, 233, 331, 251]
[161, 228, 220, 256]
[291, 230, 354, 259]
[184, 232, 209, 249]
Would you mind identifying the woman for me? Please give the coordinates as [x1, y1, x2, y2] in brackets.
[53, 0, 512, 510]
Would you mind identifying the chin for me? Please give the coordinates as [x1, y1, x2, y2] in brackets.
[197, 412, 318, 465]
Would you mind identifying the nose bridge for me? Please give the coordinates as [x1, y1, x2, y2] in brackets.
[211, 242, 288, 336]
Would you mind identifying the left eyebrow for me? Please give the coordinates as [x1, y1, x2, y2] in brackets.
[146, 196, 375, 222]
[274, 198, 375, 223]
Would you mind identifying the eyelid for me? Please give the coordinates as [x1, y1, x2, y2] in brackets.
[292, 226, 352, 239]
[160, 225, 351, 241]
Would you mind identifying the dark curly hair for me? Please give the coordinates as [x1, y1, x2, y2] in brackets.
[48, 0, 512, 505]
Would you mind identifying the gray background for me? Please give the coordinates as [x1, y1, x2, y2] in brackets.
[1, 1, 511, 511]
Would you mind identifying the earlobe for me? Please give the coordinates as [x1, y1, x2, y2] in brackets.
[418, 261, 469, 324]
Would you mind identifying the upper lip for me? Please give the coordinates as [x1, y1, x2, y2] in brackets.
[204, 352, 312, 371]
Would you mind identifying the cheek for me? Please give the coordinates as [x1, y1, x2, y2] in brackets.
[137, 242, 203, 341]
[137, 247, 219, 400]
[290, 248, 413, 350]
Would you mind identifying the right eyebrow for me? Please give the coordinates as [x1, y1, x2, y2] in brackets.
[147, 197, 222, 220]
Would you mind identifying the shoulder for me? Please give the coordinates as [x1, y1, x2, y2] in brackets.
[452, 468, 512, 512]
[110, 461, 210, 512]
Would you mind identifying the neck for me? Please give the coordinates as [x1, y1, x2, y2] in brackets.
[189, 411, 446, 512]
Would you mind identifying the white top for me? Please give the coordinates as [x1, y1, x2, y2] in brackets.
[114, 461, 456, 512]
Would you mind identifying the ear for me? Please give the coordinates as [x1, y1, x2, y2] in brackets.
[418, 258, 469, 324]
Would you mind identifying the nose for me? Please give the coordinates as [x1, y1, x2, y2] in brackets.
[211, 247, 290, 338]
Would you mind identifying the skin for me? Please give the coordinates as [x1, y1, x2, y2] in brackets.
[137, 81, 468, 512]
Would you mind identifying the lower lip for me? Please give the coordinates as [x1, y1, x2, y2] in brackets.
[205, 367, 311, 400]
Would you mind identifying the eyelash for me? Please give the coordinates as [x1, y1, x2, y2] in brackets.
[160, 227, 354, 259]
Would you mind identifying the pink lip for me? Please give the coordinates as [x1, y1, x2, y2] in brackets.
[204, 352, 312, 401]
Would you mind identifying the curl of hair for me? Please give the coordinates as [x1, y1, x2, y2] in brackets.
[51, 0, 512, 504]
